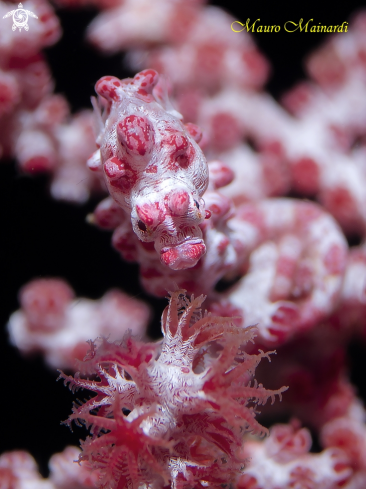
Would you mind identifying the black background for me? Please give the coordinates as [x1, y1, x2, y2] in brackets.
[1, 0, 366, 476]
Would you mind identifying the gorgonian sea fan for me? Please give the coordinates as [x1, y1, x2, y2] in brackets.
[59, 290, 287, 489]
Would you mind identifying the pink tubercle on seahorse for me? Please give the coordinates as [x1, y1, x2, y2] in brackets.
[87, 69, 209, 270]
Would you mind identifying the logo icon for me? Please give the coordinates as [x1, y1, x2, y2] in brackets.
[3, 3, 38, 32]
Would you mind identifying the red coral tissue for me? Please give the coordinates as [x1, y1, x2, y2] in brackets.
[59, 290, 287, 489]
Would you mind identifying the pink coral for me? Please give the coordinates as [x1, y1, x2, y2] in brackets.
[0, 450, 53, 489]
[128, 6, 269, 94]
[220, 199, 348, 344]
[86, 0, 206, 52]
[8, 278, 151, 369]
[59, 290, 286, 489]
[254, 320, 356, 430]
[330, 245, 366, 339]
[4, 2, 366, 488]
[0, 447, 100, 489]
[238, 421, 352, 489]
[49, 446, 100, 489]
[319, 411, 366, 487]
[0, 0, 61, 63]
[0, 0, 101, 203]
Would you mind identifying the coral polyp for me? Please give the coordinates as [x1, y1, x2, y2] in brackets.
[60, 290, 287, 489]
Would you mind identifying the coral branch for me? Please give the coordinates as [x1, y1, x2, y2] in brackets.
[61, 290, 286, 488]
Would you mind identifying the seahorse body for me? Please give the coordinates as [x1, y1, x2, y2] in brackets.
[88, 70, 209, 270]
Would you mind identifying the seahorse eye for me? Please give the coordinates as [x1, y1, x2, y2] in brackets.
[194, 200, 200, 209]
[137, 220, 147, 232]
